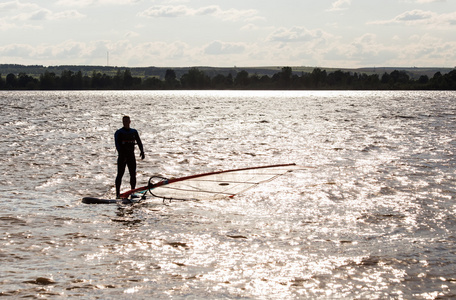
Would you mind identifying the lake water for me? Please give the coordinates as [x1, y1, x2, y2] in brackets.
[1, 90, 455, 299]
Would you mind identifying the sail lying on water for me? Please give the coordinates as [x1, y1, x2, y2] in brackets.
[120, 163, 299, 201]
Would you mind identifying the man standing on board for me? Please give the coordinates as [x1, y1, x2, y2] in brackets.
[115, 115, 145, 198]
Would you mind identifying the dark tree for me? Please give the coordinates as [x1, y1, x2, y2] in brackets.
[1, 65, 456, 90]
[211, 74, 228, 89]
[5, 73, 18, 89]
[234, 70, 250, 87]
[60, 70, 74, 89]
[143, 77, 163, 89]
[310, 68, 327, 88]
[418, 75, 429, 85]
[40, 71, 57, 89]
[17, 73, 38, 89]
[180, 68, 210, 89]
[164, 69, 179, 89]
[165, 69, 176, 81]
[123, 69, 134, 88]
[74, 70, 84, 89]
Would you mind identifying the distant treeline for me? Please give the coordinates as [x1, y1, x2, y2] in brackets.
[1, 67, 456, 90]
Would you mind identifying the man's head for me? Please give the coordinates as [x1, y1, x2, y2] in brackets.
[122, 115, 131, 129]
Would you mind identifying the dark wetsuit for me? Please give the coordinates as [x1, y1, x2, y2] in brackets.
[114, 127, 144, 197]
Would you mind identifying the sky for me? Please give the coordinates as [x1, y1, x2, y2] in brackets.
[1, 0, 456, 68]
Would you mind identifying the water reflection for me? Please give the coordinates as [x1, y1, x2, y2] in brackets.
[0, 91, 455, 298]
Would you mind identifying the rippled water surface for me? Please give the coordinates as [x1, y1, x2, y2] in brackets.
[1, 90, 456, 299]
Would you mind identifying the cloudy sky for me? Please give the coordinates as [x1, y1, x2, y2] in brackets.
[1, 0, 455, 68]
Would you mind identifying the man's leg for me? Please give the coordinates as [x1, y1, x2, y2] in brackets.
[115, 156, 127, 197]
[127, 157, 137, 190]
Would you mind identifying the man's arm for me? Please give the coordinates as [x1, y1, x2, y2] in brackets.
[135, 130, 145, 159]
[114, 130, 120, 152]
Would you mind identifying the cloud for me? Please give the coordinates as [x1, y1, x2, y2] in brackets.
[370, 9, 456, 27]
[328, 0, 352, 11]
[56, 0, 141, 7]
[321, 30, 456, 67]
[124, 31, 140, 38]
[194, 5, 219, 16]
[321, 33, 399, 66]
[139, 4, 260, 21]
[3, 31, 456, 68]
[12, 8, 84, 21]
[0, 17, 41, 31]
[124, 41, 197, 66]
[208, 7, 260, 22]
[0, 44, 36, 58]
[418, 0, 445, 2]
[203, 41, 245, 55]
[395, 9, 435, 22]
[350, 33, 381, 56]
[54, 10, 85, 19]
[0, 40, 117, 65]
[267, 26, 330, 43]
[0, 0, 39, 11]
[394, 34, 456, 66]
[1, 1, 84, 22]
[139, 5, 189, 17]
[241, 23, 260, 31]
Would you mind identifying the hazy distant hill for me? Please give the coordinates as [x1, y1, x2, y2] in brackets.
[0, 64, 453, 79]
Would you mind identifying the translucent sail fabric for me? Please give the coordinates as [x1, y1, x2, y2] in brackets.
[121, 164, 298, 201]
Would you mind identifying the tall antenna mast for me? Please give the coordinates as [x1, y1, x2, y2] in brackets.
[107, 51, 109, 66]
